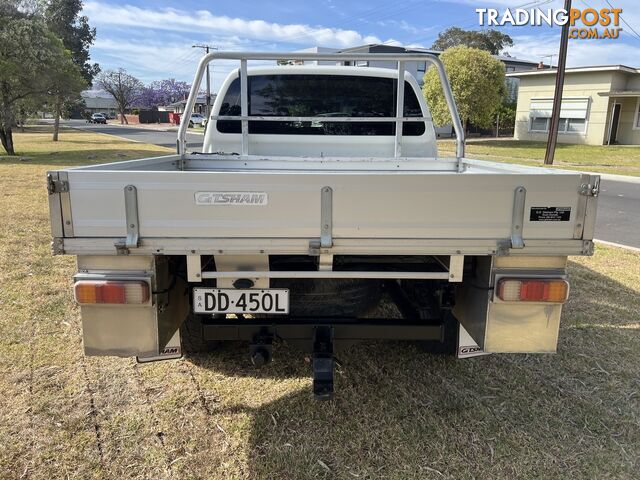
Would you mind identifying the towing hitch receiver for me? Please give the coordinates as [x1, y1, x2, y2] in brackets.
[312, 326, 335, 400]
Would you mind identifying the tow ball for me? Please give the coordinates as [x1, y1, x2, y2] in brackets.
[249, 330, 273, 367]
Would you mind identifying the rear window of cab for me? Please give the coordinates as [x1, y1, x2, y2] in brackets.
[217, 74, 426, 136]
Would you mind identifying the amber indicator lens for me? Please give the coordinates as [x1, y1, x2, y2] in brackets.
[497, 279, 569, 303]
[74, 281, 150, 305]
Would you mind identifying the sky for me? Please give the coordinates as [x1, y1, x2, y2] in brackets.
[82, 0, 640, 90]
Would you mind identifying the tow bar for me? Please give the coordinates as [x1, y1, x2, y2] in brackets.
[312, 326, 335, 400]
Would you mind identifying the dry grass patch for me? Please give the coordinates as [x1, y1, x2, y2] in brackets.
[1, 126, 638, 479]
[439, 138, 640, 177]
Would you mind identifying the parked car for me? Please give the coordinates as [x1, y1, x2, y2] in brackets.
[89, 113, 107, 124]
[189, 113, 206, 127]
[47, 52, 599, 400]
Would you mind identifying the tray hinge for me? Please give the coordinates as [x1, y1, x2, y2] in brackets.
[115, 185, 140, 255]
[310, 186, 333, 256]
[51, 237, 64, 255]
[511, 186, 526, 250]
[47, 173, 69, 194]
[579, 177, 600, 197]
[321, 186, 333, 248]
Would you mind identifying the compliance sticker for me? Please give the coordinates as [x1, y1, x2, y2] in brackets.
[530, 206, 571, 222]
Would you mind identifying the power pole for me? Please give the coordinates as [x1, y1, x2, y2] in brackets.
[192, 44, 218, 120]
[544, 0, 571, 165]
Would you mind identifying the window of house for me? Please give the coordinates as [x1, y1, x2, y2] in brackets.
[634, 98, 640, 129]
[529, 98, 589, 134]
[217, 74, 426, 136]
[530, 116, 549, 132]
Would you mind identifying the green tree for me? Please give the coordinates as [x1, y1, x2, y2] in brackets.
[422, 46, 506, 135]
[431, 27, 513, 55]
[0, 2, 79, 155]
[495, 101, 516, 136]
[45, 0, 98, 141]
[45, 55, 87, 141]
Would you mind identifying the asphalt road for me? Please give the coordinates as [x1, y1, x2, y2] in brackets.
[68, 122, 640, 249]
[597, 179, 640, 248]
[70, 120, 204, 150]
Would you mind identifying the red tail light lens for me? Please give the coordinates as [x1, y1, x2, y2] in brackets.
[496, 278, 569, 303]
[74, 280, 150, 305]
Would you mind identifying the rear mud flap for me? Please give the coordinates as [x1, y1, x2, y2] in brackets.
[457, 324, 489, 359]
[137, 329, 182, 363]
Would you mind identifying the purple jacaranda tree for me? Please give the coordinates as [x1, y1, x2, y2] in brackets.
[138, 78, 191, 109]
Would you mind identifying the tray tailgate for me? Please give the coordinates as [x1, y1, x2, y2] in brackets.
[66, 170, 586, 240]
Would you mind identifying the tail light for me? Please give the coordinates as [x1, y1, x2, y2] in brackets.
[74, 280, 150, 305]
[496, 278, 569, 303]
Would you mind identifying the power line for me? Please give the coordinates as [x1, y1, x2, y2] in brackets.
[403, 0, 554, 47]
[604, 0, 640, 41]
[192, 44, 218, 119]
[580, 0, 640, 41]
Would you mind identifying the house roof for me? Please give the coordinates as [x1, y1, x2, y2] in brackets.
[598, 90, 640, 98]
[507, 65, 640, 77]
[335, 44, 539, 67]
[165, 94, 215, 107]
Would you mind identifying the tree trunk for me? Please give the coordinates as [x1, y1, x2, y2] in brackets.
[0, 125, 15, 155]
[53, 99, 61, 142]
[1, 103, 16, 155]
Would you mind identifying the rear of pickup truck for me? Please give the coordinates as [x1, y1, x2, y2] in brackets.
[47, 52, 599, 399]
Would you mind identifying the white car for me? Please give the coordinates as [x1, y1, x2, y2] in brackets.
[188, 113, 206, 127]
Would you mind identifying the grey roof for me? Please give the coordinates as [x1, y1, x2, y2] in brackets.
[166, 94, 215, 107]
[335, 44, 539, 66]
[507, 65, 640, 77]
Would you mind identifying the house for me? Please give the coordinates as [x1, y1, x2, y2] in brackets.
[507, 65, 640, 145]
[160, 94, 216, 114]
[297, 44, 539, 99]
[81, 90, 118, 116]
[284, 46, 340, 65]
[292, 44, 539, 137]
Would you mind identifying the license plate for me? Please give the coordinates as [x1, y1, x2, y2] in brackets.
[193, 288, 289, 314]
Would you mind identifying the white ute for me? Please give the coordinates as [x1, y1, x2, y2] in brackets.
[48, 52, 599, 399]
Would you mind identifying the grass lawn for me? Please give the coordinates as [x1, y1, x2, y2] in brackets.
[439, 138, 640, 177]
[1, 127, 639, 479]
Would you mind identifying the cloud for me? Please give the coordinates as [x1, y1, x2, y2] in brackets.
[83, 1, 381, 48]
[373, 19, 435, 36]
[91, 37, 275, 85]
[507, 33, 640, 66]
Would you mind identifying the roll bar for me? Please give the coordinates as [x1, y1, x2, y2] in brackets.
[178, 52, 465, 159]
